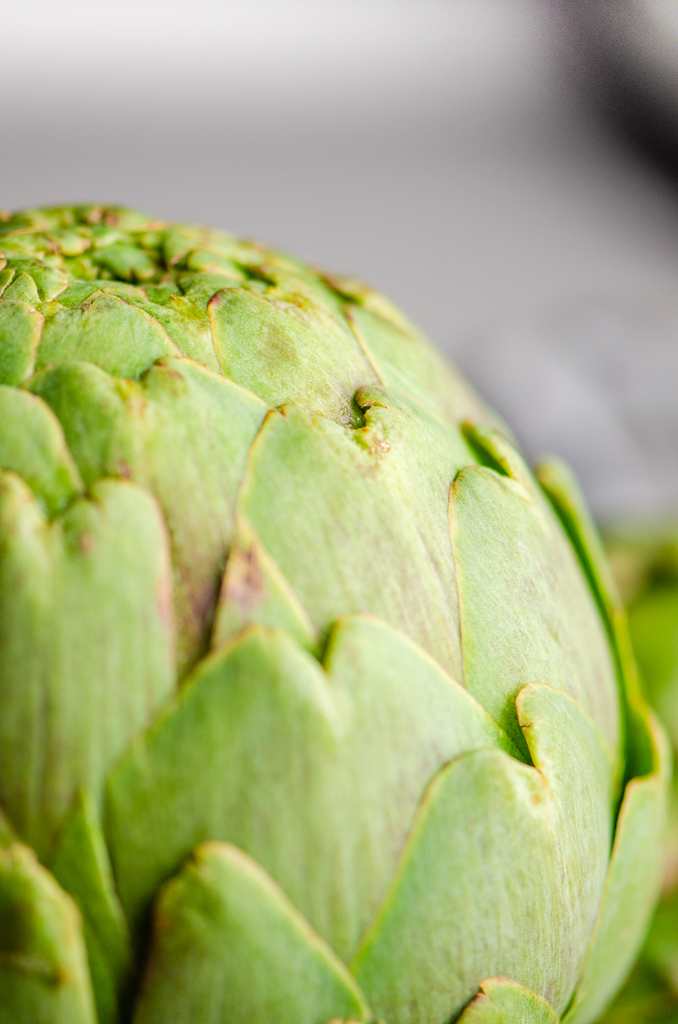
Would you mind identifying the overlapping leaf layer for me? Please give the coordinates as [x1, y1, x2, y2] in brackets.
[0, 205, 667, 1024]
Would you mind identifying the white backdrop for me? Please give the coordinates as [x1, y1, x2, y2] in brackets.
[3, 0, 678, 516]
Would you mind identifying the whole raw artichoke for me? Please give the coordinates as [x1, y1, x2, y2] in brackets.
[0, 205, 667, 1024]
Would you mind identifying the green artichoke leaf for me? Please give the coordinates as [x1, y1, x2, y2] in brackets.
[456, 977, 558, 1024]
[207, 284, 378, 423]
[1, 271, 41, 306]
[185, 245, 259, 277]
[43, 228, 91, 257]
[0, 298, 43, 385]
[26, 266, 69, 302]
[212, 513, 318, 655]
[0, 843, 97, 1023]
[105, 617, 515, 959]
[160, 228, 205, 269]
[535, 456, 641, 717]
[36, 293, 180, 380]
[177, 271, 243, 309]
[133, 841, 372, 1024]
[247, 262, 352, 323]
[115, 292, 220, 373]
[0, 385, 83, 515]
[562, 706, 670, 1024]
[0, 243, 47, 267]
[0, 261, 68, 302]
[30, 356, 268, 672]
[0, 268, 14, 297]
[321, 273, 426, 333]
[352, 684, 613, 1024]
[0, 473, 175, 860]
[91, 243, 157, 282]
[450, 424, 621, 762]
[51, 791, 132, 1024]
[238, 390, 475, 681]
[56, 282, 147, 307]
[345, 301, 506, 433]
[28, 360, 142, 488]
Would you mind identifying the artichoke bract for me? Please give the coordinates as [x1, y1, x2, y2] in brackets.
[0, 205, 667, 1024]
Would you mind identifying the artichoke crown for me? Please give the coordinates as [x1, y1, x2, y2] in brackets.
[0, 205, 667, 1024]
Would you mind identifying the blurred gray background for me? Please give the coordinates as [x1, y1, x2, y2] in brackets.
[4, 0, 678, 518]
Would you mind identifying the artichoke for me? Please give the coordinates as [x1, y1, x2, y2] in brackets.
[0, 204, 667, 1024]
